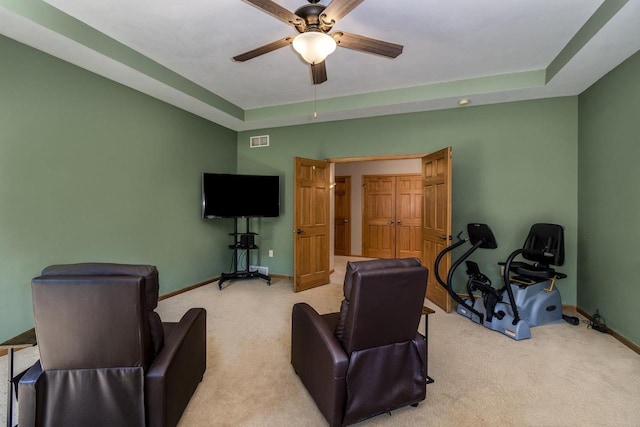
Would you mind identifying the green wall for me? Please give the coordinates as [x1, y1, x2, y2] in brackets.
[0, 35, 237, 341]
[238, 97, 579, 304]
[578, 50, 640, 345]
[3, 17, 637, 348]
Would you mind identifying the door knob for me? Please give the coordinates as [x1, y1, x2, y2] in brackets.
[344, 219, 349, 223]
[295, 229, 304, 234]
[439, 235, 452, 240]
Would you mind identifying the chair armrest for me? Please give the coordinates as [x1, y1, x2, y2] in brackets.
[414, 332, 427, 379]
[291, 303, 348, 376]
[17, 361, 44, 427]
[146, 308, 206, 427]
[291, 303, 348, 427]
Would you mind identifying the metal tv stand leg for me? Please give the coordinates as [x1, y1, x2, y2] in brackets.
[218, 217, 271, 290]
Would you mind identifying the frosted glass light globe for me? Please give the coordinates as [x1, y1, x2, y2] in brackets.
[292, 31, 337, 64]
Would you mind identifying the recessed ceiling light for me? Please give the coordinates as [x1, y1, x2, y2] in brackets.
[458, 98, 470, 106]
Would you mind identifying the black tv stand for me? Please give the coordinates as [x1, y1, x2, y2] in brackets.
[218, 217, 271, 290]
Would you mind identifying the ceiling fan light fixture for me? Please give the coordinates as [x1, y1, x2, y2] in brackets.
[292, 30, 337, 64]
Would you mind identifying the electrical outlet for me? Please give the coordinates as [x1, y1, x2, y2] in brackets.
[268, 249, 274, 257]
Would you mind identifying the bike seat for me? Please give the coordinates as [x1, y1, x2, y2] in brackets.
[511, 262, 558, 280]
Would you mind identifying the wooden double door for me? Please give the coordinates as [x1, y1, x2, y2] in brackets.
[362, 174, 423, 261]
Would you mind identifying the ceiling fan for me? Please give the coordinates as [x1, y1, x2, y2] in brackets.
[233, 0, 403, 84]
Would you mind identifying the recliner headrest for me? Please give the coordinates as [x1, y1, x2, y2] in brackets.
[339, 264, 428, 354]
[40, 263, 164, 356]
[343, 258, 421, 298]
[42, 263, 160, 309]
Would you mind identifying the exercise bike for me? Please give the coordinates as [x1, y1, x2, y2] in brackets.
[434, 223, 577, 341]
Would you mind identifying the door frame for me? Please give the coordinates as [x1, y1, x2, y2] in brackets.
[330, 155, 428, 266]
[325, 152, 452, 311]
[293, 152, 452, 311]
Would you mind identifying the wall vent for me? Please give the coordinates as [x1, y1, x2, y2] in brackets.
[249, 135, 269, 148]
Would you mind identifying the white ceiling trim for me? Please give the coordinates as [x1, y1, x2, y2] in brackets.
[2, 0, 640, 131]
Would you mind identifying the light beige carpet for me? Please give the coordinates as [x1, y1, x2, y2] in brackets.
[2, 257, 640, 426]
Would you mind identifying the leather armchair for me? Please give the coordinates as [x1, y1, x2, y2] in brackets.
[18, 263, 207, 427]
[291, 258, 428, 426]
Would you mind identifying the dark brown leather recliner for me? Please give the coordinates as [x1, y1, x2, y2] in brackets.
[291, 258, 428, 426]
[18, 263, 207, 427]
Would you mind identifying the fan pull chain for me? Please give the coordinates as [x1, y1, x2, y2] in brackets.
[313, 85, 318, 119]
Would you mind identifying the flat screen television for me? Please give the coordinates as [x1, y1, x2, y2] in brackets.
[202, 173, 280, 218]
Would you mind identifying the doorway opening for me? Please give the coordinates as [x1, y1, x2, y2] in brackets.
[295, 149, 452, 312]
[332, 159, 422, 259]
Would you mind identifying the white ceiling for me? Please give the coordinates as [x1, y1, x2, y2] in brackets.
[2, 0, 640, 131]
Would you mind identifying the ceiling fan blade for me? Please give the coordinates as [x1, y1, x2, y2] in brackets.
[233, 37, 293, 62]
[321, 0, 364, 25]
[244, 0, 305, 30]
[333, 31, 403, 58]
[311, 61, 327, 85]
